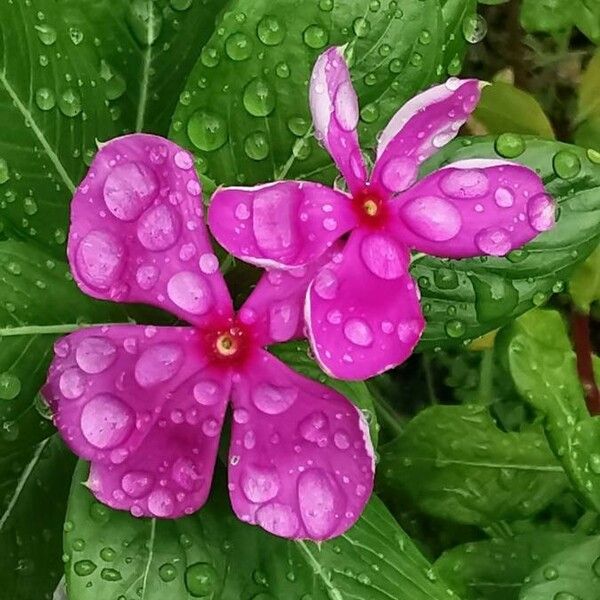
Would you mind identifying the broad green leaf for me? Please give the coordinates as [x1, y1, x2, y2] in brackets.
[0, 435, 76, 600]
[472, 82, 555, 139]
[270, 340, 379, 446]
[65, 462, 460, 600]
[169, 0, 464, 187]
[570, 244, 600, 313]
[435, 533, 586, 600]
[501, 308, 600, 512]
[0, 241, 162, 455]
[414, 136, 600, 348]
[378, 405, 566, 526]
[440, 0, 478, 73]
[519, 536, 600, 600]
[0, 0, 222, 257]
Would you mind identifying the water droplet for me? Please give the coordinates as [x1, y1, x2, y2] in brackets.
[59, 367, 87, 399]
[100, 567, 122, 581]
[127, 0, 163, 46]
[353, 17, 371, 38]
[314, 268, 338, 300]
[532, 291, 547, 306]
[275, 61, 290, 78]
[69, 27, 84, 45]
[257, 16, 286, 46]
[495, 133, 525, 158]
[167, 271, 213, 315]
[188, 110, 227, 152]
[243, 77, 275, 117]
[543, 566, 558, 580]
[360, 103, 379, 123]
[80, 394, 134, 449]
[225, 32, 253, 61]
[587, 148, 600, 164]
[462, 13, 487, 43]
[0, 372, 21, 400]
[553, 150, 581, 179]
[35, 87, 55, 111]
[303, 24, 329, 49]
[288, 116, 309, 136]
[252, 382, 298, 414]
[445, 319, 466, 338]
[134, 343, 184, 388]
[137, 204, 180, 251]
[475, 227, 511, 256]
[121, 471, 153, 498]
[76, 336, 117, 374]
[24, 196, 38, 215]
[103, 162, 158, 221]
[58, 88, 82, 117]
[298, 469, 339, 538]
[401, 196, 462, 242]
[343, 318, 374, 347]
[170, 0, 193, 10]
[440, 169, 489, 199]
[185, 562, 218, 597]
[319, 0, 334, 11]
[241, 465, 280, 502]
[0, 158, 9, 184]
[472, 275, 518, 322]
[434, 268, 458, 290]
[200, 46, 220, 68]
[74, 560, 97, 577]
[244, 131, 269, 160]
[35, 24, 57, 45]
[159, 562, 178, 582]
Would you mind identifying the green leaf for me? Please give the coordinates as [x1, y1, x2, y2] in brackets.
[0, 435, 76, 600]
[0, 0, 221, 256]
[435, 533, 586, 600]
[501, 308, 600, 512]
[569, 244, 600, 313]
[270, 340, 379, 446]
[169, 0, 465, 187]
[519, 536, 600, 600]
[413, 136, 600, 348]
[577, 50, 600, 124]
[65, 462, 460, 600]
[440, 0, 478, 74]
[378, 404, 566, 526]
[0, 241, 162, 455]
[472, 82, 555, 139]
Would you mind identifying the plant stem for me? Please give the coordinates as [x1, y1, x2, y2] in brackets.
[571, 308, 600, 415]
[478, 348, 495, 406]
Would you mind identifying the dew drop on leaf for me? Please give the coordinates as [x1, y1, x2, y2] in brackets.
[462, 14, 487, 44]
[553, 150, 581, 180]
[444, 319, 466, 338]
[159, 562, 177, 582]
[243, 78, 275, 117]
[244, 131, 269, 160]
[73, 560, 97, 577]
[495, 133, 525, 158]
[257, 16, 286, 46]
[0, 372, 21, 400]
[303, 24, 329, 49]
[170, 0, 193, 10]
[184, 562, 218, 597]
[0, 159, 10, 184]
[225, 32, 253, 61]
[187, 110, 227, 152]
[58, 88, 82, 118]
[35, 87, 56, 111]
[35, 24, 57, 45]
[127, 0, 163, 46]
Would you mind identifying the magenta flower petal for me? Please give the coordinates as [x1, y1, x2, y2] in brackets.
[68, 134, 233, 326]
[371, 79, 482, 195]
[227, 349, 374, 540]
[391, 159, 555, 258]
[208, 181, 356, 269]
[309, 46, 367, 194]
[305, 229, 424, 380]
[239, 246, 340, 346]
[44, 325, 231, 518]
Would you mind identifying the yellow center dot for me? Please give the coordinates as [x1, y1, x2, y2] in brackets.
[363, 199, 378, 217]
[216, 334, 237, 356]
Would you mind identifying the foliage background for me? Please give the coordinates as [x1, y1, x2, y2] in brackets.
[0, 0, 599, 599]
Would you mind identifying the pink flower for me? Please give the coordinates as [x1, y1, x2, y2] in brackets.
[43, 134, 374, 541]
[208, 47, 555, 380]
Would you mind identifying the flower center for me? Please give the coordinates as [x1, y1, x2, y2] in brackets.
[352, 188, 388, 228]
[204, 319, 252, 367]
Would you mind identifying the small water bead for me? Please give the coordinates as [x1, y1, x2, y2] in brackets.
[188, 110, 227, 152]
[419, 30, 432, 45]
[303, 24, 329, 49]
[257, 16, 286, 45]
[80, 394, 134, 449]
[532, 291, 547, 306]
[200, 45, 220, 67]
[134, 343, 184, 388]
[159, 562, 178, 582]
[185, 562, 218, 597]
[495, 133, 525, 158]
[137, 204, 180, 250]
[462, 13, 487, 43]
[170, 0, 193, 9]
[494, 186, 514, 208]
[298, 469, 338, 538]
[103, 161, 158, 221]
[275, 61, 290, 78]
[225, 32, 252, 61]
[244, 131, 269, 160]
[24, 196, 38, 215]
[241, 465, 280, 502]
[445, 319, 466, 338]
[76, 336, 117, 374]
[543, 566, 559, 580]
[319, 0, 334, 10]
[256, 502, 299, 537]
[252, 382, 298, 415]
[528, 194, 555, 232]
[147, 489, 175, 517]
[59, 367, 87, 399]
[587, 148, 600, 164]
[73, 560, 97, 576]
[127, 0, 163, 45]
[553, 594, 582, 600]
[121, 471, 153, 498]
[35, 24, 57, 45]
[440, 169, 489, 199]
[288, 116, 309, 136]
[353, 17, 371, 38]
[193, 380, 220, 405]
[360, 103, 379, 124]
[553, 150, 581, 179]
[101, 567, 122, 581]
[401, 196, 461, 242]
[314, 268, 338, 300]
[35, 87, 55, 111]
[243, 78, 276, 117]
[343, 319, 374, 347]
[58, 88, 82, 117]
[69, 27, 84, 45]
[447, 56, 462, 77]
[475, 227, 511, 256]
[0, 372, 21, 400]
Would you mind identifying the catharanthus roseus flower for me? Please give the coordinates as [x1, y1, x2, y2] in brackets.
[43, 134, 374, 541]
[208, 47, 555, 380]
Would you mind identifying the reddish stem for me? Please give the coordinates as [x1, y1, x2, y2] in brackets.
[572, 309, 600, 415]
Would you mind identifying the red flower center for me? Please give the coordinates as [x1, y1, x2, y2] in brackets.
[352, 187, 388, 229]
[202, 317, 253, 367]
